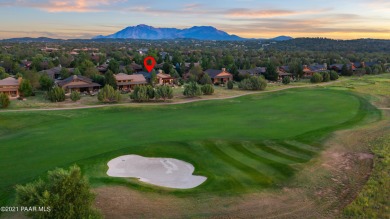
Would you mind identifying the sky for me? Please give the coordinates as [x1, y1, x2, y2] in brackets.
[0, 0, 389, 40]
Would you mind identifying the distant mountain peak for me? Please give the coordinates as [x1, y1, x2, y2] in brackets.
[93, 24, 293, 41]
[94, 25, 244, 41]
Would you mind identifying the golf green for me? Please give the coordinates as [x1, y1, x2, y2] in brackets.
[0, 88, 379, 205]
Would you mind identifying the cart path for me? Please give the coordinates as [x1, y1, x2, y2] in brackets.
[0, 81, 344, 113]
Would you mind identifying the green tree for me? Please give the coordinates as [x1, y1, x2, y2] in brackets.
[15, 165, 102, 219]
[146, 85, 155, 99]
[0, 93, 10, 108]
[199, 73, 212, 85]
[104, 70, 117, 89]
[47, 86, 65, 102]
[0, 67, 9, 79]
[155, 85, 173, 101]
[130, 85, 149, 102]
[310, 73, 323, 83]
[60, 68, 70, 79]
[73, 68, 81, 75]
[282, 76, 291, 85]
[330, 71, 339, 81]
[97, 84, 121, 103]
[19, 79, 33, 97]
[150, 70, 157, 86]
[238, 76, 267, 90]
[227, 80, 234, 89]
[108, 59, 120, 73]
[183, 82, 202, 97]
[201, 84, 215, 95]
[365, 66, 372, 75]
[264, 62, 278, 81]
[321, 72, 330, 82]
[189, 66, 203, 82]
[39, 74, 54, 91]
[341, 64, 353, 76]
[70, 91, 81, 102]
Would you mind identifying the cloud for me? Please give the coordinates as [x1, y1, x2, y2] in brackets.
[226, 8, 332, 18]
[0, 0, 126, 12]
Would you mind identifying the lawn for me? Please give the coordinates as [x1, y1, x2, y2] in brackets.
[0, 87, 379, 208]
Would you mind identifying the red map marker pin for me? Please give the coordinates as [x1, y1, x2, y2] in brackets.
[143, 56, 156, 73]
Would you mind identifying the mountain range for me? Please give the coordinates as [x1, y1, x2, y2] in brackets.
[94, 24, 293, 41]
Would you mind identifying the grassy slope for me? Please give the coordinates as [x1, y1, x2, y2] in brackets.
[0, 87, 375, 207]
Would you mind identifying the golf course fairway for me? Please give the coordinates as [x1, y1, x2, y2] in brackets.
[0, 87, 379, 207]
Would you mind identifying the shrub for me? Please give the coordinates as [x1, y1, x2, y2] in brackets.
[330, 71, 339, 81]
[201, 84, 215, 95]
[130, 85, 149, 102]
[199, 74, 212, 85]
[238, 76, 267, 90]
[310, 73, 323, 83]
[70, 91, 81, 102]
[97, 84, 121, 103]
[19, 79, 33, 97]
[146, 85, 155, 99]
[155, 85, 173, 101]
[0, 93, 10, 108]
[227, 80, 234, 89]
[15, 165, 102, 219]
[321, 72, 330, 82]
[39, 74, 54, 91]
[183, 82, 202, 97]
[47, 86, 65, 102]
[282, 77, 291, 85]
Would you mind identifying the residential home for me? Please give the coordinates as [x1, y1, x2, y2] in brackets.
[97, 63, 109, 73]
[114, 73, 147, 91]
[238, 67, 266, 77]
[57, 75, 101, 93]
[278, 71, 293, 81]
[204, 68, 233, 84]
[156, 70, 174, 85]
[130, 61, 143, 72]
[134, 71, 152, 83]
[41, 66, 75, 80]
[0, 77, 21, 98]
[302, 65, 314, 77]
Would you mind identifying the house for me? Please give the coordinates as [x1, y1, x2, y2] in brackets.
[57, 75, 101, 93]
[41, 66, 75, 80]
[0, 77, 21, 98]
[134, 71, 152, 83]
[278, 71, 293, 81]
[157, 70, 174, 85]
[238, 67, 266, 77]
[204, 68, 233, 84]
[97, 63, 108, 73]
[330, 63, 356, 73]
[130, 62, 143, 72]
[114, 73, 147, 91]
[302, 65, 314, 77]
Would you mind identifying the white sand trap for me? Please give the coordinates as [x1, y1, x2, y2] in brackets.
[107, 155, 207, 189]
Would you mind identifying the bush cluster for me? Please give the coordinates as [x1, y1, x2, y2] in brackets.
[0, 93, 10, 108]
[47, 86, 65, 102]
[238, 76, 267, 90]
[97, 84, 121, 103]
[131, 85, 173, 102]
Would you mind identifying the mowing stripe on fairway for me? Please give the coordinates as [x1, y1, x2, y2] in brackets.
[277, 141, 318, 157]
[255, 143, 309, 163]
[204, 141, 273, 187]
[214, 141, 288, 181]
[229, 142, 295, 178]
[284, 140, 321, 152]
[263, 141, 313, 160]
[241, 141, 298, 165]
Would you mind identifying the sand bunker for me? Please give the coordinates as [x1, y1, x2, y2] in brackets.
[107, 155, 207, 189]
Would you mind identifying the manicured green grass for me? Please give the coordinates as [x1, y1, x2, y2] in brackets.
[0, 88, 378, 206]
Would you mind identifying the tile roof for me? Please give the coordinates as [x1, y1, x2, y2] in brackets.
[0, 77, 19, 86]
